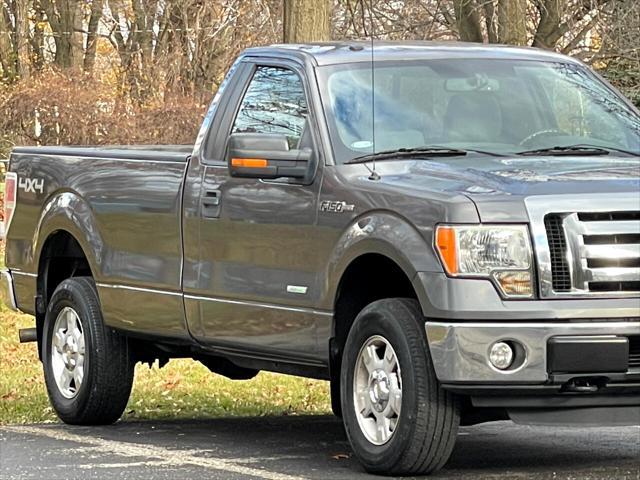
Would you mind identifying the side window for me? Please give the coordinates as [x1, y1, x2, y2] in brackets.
[232, 66, 308, 148]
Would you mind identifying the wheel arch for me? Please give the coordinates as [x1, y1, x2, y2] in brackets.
[37, 230, 95, 312]
[329, 252, 421, 400]
[325, 211, 443, 408]
[32, 191, 103, 280]
[34, 225, 97, 359]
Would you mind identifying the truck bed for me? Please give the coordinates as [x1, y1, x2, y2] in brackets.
[7, 144, 190, 338]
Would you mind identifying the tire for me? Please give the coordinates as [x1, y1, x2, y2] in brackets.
[340, 298, 459, 476]
[42, 277, 134, 425]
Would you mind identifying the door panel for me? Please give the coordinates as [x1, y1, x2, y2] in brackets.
[183, 62, 329, 361]
[188, 169, 326, 359]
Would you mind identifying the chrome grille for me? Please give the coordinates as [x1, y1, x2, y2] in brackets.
[629, 336, 640, 369]
[526, 194, 640, 298]
[571, 210, 639, 294]
[544, 211, 640, 296]
[544, 215, 571, 291]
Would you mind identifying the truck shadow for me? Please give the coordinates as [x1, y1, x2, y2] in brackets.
[67, 415, 640, 479]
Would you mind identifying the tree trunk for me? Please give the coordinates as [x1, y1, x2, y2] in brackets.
[483, 0, 498, 43]
[31, 8, 46, 71]
[453, 0, 484, 43]
[42, 0, 79, 68]
[84, 0, 103, 72]
[532, 0, 564, 48]
[0, 2, 15, 81]
[14, 0, 30, 78]
[283, 0, 331, 43]
[497, 0, 528, 45]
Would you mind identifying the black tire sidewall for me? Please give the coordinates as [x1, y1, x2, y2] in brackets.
[341, 301, 424, 471]
[42, 279, 98, 420]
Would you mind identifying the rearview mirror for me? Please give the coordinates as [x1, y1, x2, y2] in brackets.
[445, 75, 499, 92]
[227, 133, 313, 180]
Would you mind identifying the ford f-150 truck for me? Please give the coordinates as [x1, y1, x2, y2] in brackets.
[2, 41, 639, 476]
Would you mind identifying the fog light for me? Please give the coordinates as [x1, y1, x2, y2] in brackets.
[489, 341, 514, 370]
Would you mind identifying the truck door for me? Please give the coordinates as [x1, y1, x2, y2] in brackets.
[182, 59, 330, 364]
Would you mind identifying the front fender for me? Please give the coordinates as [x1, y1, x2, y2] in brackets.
[322, 210, 443, 310]
[32, 190, 103, 279]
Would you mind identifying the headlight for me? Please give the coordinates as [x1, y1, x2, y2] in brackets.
[435, 224, 534, 298]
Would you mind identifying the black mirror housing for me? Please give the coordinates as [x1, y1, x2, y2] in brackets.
[227, 133, 313, 181]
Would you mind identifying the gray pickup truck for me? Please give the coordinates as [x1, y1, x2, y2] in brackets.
[2, 41, 639, 476]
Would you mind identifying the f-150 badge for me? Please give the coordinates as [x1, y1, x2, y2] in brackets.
[320, 200, 355, 213]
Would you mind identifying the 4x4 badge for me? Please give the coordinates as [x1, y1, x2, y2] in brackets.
[320, 200, 355, 213]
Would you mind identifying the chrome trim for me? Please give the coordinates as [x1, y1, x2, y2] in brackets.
[426, 320, 640, 384]
[96, 282, 334, 316]
[581, 220, 638, 235]
[525, 193, 640, 298]
[582, 244, 640, 259]
[11, 271, 37, 278]
[26, 153, 187, 165]
[0, 269, 18, 311]
[96, 283, 182, 296]
[587, 267, 639, 283]
[184, 294, 333, 316]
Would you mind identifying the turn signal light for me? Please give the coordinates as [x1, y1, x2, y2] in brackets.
[494, 271, 533, 296]
[231, 158, 268, 168]
[435, 226, 458, 275]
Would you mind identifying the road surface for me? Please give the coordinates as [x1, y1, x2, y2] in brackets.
[1, 416, 638, 479]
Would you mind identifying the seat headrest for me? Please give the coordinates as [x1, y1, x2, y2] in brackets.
[444, 92, 502, 143]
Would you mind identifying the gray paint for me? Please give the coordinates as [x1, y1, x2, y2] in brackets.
[3, 42, 639, 375]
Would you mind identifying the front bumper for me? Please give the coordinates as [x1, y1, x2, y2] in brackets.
[0, 269, 19, 311]
[426, 320, 640, 385]
[426, 320, 640, 425]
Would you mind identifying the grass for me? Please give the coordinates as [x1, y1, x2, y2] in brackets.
[0, 302, 331, 425]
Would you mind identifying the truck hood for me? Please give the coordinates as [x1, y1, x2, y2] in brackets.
[363, 155, 640, 222]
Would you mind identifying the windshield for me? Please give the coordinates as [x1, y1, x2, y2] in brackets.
[317, 59, 640, 163]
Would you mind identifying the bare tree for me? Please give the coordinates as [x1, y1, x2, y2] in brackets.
[83, 0, 103, 73]
[453, 0, 483, 42]
[283, 0, 331, 43]
[39, 0, 83, 68]
[0, 0, 30, 81]
[497, 0, 528, 45]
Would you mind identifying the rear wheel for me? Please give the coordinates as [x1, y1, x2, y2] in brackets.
[340, 298, 459, 476]
[42, 277, 134, 425]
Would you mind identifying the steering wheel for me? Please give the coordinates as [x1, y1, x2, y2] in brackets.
[520, 129, 565, 147]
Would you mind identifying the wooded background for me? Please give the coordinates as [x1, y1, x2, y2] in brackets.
[0, 0, 638, 158]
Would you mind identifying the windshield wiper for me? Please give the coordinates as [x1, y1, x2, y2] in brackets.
[571, 144, 639, 157]
[345, 147, 467, 164]
[517, 145, 611, 156]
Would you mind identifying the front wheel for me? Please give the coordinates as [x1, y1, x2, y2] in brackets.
[42, 277, 134, 425]
[340, 298, 459, 476]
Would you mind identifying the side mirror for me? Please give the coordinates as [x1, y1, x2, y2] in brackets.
[227, 133, 313, 180]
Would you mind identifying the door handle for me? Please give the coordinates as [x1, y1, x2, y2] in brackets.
[201, 189, 221, 218]
[202, 189, 221, 206]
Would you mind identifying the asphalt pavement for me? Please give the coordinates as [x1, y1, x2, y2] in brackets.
[0, 416, 638, 479]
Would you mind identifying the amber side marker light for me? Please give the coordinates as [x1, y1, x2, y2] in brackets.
[231, 158, 268, 168]
[435, 226, 458, 275]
